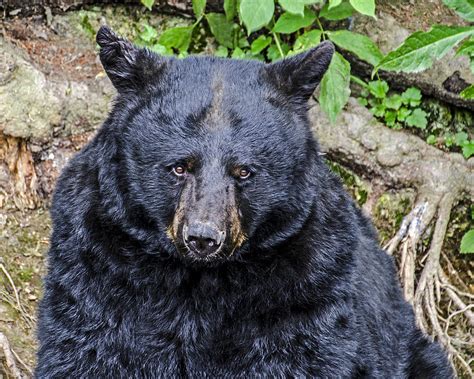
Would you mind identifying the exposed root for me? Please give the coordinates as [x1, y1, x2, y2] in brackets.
[439, 269, 474, 328]
[386, 193, 473, 377]
[413, 193, 456, 327]
[0, 332, 26, 379]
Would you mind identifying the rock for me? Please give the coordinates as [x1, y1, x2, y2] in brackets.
[349, 11, 474, 110]
[0, 36, 114, 143]
[0, 38, 63, 141]
[352, 12, 474, 93]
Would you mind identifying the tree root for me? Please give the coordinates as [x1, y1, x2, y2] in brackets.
[309, 99, 474, 377]
[0, 332, 26, 379]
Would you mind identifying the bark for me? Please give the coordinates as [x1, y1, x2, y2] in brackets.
[309, 98, 474, 198]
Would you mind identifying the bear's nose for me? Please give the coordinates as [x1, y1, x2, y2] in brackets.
[183, 222, 225, 257]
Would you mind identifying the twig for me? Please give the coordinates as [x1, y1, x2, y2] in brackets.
[0, 263, 35, 328]
[0, 332, 25, 379]
[439, 269, 474, 328]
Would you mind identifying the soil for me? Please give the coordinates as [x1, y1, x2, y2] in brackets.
[377, 0, 469, 30]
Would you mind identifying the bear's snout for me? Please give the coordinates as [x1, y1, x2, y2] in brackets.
[183, 222, 226, 257]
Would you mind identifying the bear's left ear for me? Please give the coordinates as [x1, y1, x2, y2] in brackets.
[96, 26, 168, 94]
[264, 41, 334, 100]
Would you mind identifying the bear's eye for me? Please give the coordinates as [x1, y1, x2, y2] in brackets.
[238, 167, 251, 180]
[172, 165, 186, 176]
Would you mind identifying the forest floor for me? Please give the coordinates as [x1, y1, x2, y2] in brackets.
[0, 0, 472, 377]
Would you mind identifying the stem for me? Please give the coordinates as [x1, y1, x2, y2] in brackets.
[272, 32, 284, 58]
[350, 75, 368, 88]
[316, 17, 325, 39]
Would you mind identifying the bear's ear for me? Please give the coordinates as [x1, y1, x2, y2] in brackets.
[264, 41, 334, 100]
[96, 26, 167, 93]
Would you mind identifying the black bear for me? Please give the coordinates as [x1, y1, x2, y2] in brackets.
[36, 26, 453, 378]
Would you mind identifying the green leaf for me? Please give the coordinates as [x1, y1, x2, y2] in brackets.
[293, 29, 322, 52]
[318, 52, 351, 123]
[457, 37, 474, 56]
[376, 25, 474, 73]
[370, 103, 386, 117]
[384, 94, 402, 110]
[426, 135, 437, 145]
[141, 0, 155, 11]
[329, 0, 343, 9]
[151, 43, 173, 55]
[139, 24, 158, 43]
[238, 37, 250, 48]
[192, 0, 206, 18]
[358, 97, 368, 106]
[319, 1, 354, 20]
[401, 87, 422, 106]
[349, 0, 375, 17]
[460, 84, 474, 99]
[232, 47, 246, 59]
[462, 141, 474, 158]
[328, 30, 383, 66]
[267, 44, 282, 61]
[454, 131, 468, 146]
[224, 0, 237, 21]
[215, 45, 229, 57]
[158, 26, 193, 52]
[384, 110, 397, 126]
[273, 8, 316, 34]
[239, 0, 274, 33]
[367, 80, 389, 98]
[443, 0, 474, 22]
[460, 229, 474, 253]
[79, 14, 95, 38]
[444, 134, 455, 147]
[397, 107, 411, 121]
[251, 35, 272, 54]
[206, 13, 234, 48]
[405, 108, 428, 129]
[279, 0, 322, 16]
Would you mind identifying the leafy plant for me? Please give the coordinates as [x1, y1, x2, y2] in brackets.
[374, 26, 474, 73]
[138, 0, 381, 123]
[460, 208, 474, 254]
[461, 230, 474, 253]
[359, 81, 428, 130]
[136, 0, 473, 132]
[373, 0, 474, 101]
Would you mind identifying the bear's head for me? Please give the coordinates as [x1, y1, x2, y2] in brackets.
[96, 26, 334, 265]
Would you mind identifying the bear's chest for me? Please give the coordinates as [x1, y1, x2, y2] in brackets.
[96, 287, 358, 377]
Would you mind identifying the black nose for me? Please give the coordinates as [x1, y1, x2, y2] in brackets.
[183, 222, 225, 256]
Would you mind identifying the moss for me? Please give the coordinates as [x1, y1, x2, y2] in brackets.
[373, 190, 415, 243]
[326, 161, 369, 207]
[17, 268, 34, 282]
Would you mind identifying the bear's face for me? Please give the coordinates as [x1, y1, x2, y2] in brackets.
[96, 26, 334, 263]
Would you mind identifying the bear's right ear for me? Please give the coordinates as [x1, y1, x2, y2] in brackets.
[96, 26, 167, 93]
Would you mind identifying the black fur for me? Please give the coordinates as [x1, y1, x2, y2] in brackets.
[36, 26, 453, 378]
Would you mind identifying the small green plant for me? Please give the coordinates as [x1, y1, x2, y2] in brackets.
[427, 131, 474, 159]
[373, 0, 474, 100]
[358, 81, 428, 130]
[460, 208, 474, 254]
